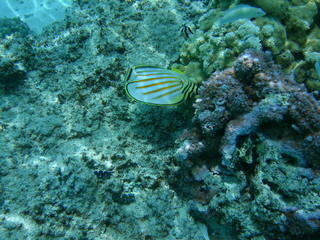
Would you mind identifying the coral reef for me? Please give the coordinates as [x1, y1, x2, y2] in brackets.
[180, 18, 262, 78]
[1, 0, 320, 239]
[255, 0, 320, 90]
[180, 0, 320, 90]
[175, 49, 320, 239]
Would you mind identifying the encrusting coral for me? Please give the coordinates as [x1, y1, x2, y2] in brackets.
[177, 49, 320, 168]
[180, 0, 320, 90]
[174, 49, 320, 239]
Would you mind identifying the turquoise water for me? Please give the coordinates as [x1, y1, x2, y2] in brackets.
[0, 1, 320, 239]
[0, 0, 72, 33]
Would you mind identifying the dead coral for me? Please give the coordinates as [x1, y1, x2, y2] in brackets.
[178, 49, 320, 169]
[303, 132, 320, 169]
[193, 69, 249, 137]
[220, 95, 289, 168]
[174, 49, 320, 239]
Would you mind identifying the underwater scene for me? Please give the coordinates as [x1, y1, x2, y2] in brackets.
[1, 0, 320, 239]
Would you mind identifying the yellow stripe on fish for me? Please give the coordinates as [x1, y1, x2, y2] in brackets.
[125, 66, 197, 106]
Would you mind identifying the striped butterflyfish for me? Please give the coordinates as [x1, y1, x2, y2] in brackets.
[125, 66, 197, 106]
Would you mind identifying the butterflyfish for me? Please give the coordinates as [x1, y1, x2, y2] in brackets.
[180, 25, 193, 39]
[125, 66, 197, 106]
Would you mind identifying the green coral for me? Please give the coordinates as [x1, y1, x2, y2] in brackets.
[287, 1, 318, 32]
[255, 17, 286, 55]
[180, 19, 262, 77]
[253, 0, 289, 20]
[178, 0, 320, 90]
[290, 25, 320, 90]
[180, 0, 320, 90]
[283, 1, 318, 85]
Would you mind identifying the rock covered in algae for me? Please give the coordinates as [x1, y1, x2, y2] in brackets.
[175, 49, 320, 239]
[179, 49, 320, 168]
[0, 0, 213, 239]
[253, 0, 289, 20]
[175, 136, 320, 239]
[0, 18, 30, 39]
[0, 18, 33, 91]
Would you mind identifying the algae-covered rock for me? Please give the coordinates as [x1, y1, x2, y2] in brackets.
[207, 0, 240, 10]
[0, 1, 212, 239]
[0, 56, 26, 89]
[303, 26, 320, 62]
[175, 49, 320, 238]
[175, 136, 320, 239]
[253, 0, 289, 20]
[276, 49, 295, 68]
[287, 1, 318, 32]
[0, 17, 30, 39]
[0, 33, 34, 91]
[0, 17, 33, 91]
[290, 26, 320, 90]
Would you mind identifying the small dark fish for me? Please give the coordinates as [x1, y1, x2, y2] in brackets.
[180, 25, 193, 39]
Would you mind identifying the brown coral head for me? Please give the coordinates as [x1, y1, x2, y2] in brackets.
[234, 49, 267, 83]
